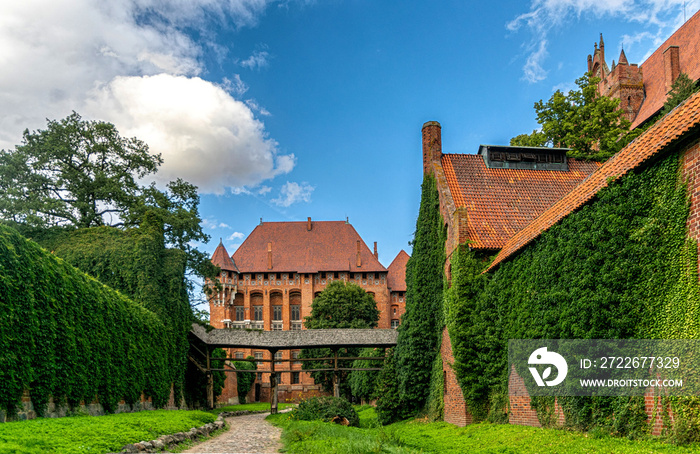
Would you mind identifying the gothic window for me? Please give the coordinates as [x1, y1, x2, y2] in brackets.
[235, 306, 245, 321]
[273, 305, 282, 321]
[291, 305, 300, 321]
[254, 306, 263, 321]
[292, 372, 300, 384]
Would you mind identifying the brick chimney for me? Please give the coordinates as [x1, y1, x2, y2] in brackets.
[373, 241, 378, 259]
[663, 45, 680, 93]
[307, 217, 312, 231]
[356, 240, 362, 267]
[267, 242, 272, 270]
[422, 121, 442, 175]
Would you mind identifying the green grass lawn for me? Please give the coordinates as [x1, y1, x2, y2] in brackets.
[268, 407, 700, 454]
[0, 410, 215, 454]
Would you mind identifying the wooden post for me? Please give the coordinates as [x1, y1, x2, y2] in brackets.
[206, 347, 214, 410]
[333, 348, 339, 398]
[270, 349, 278, 414]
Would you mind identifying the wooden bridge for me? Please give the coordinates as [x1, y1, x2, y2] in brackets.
[188, 324, 398, 413]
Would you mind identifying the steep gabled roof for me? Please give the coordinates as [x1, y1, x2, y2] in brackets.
[231, 220, 387, 274]
[387, 250, 410, 292]
[632, 9, 700, 128]
[441, 154, 600, 250]
[487, 90, 700, 272]
[211, 240, 238, 272]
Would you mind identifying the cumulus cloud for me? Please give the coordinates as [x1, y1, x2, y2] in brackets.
[86, 74, 293, 193]
[0, 0, 294, 194]
[272, 182, 314, 207]
[509, 0, 700, 83]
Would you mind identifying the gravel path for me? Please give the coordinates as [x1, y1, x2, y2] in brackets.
[177, 412, 283, 454]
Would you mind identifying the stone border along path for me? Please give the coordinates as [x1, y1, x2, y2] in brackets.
[176, 411, 285, 454]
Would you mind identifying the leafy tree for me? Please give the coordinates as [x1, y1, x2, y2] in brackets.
[349, 347, 383, 403]
[233, 357, 256, 404]
[0, 112, 217, 306]
[301, 280, 379, 398]
[514, 73, 631, 161]
[510, 130, 547, 147]
[303, 280, 379, 330]
[661, 73, 699, 117]
[0, 112, 160, 228]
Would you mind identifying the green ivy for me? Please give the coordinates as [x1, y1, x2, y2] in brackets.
[393, 174, 446, 417]
[447, 149, 700, 440]
[22, 219, 192, 409]
[0, 225, 176, 417]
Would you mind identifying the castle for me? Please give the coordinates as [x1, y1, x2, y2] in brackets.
[587, 9, 700, 128]
[208, 218, 408, 403]
[435, 9, 700, 427]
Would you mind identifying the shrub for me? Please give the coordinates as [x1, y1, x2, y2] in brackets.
[290, 396, 360, 427]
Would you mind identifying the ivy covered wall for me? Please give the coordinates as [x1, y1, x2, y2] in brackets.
[383, 174, 446, 421]
[446, 148, 700, 439]
[0, 225, 178, 417]
[29, 217, 192, 405]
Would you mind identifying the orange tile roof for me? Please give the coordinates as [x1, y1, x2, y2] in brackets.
[231, 220, 387, 274]
[487, 90, 700, 272]
[211, 240, 238, 272]
[442, 154, 600, 250]
[632, 9, 700, 128]
[387, 250, 410, 292]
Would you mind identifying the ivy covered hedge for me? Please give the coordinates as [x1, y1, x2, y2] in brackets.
[446, 150, 700, 439]
[0, 223, 186, 417]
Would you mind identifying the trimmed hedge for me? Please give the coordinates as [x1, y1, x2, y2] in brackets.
[0, 225, 176, 416]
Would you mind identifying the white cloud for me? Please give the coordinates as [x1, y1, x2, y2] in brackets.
[0, 0, 292, 194]
[221, 74, 249, 96]
[86, 74, 293, 194]
[240, 50, 270, 69]
[271, 181, 314, 207]
[246, 99, 272, 116]
[509, 0, 700, 83]
[227, 232, 245, 241]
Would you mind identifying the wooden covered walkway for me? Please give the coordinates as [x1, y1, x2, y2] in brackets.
[188, 324, 398, 412]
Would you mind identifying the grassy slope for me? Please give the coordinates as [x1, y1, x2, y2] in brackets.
[269, 407, 700, 454]
[0, 410, 215, 454]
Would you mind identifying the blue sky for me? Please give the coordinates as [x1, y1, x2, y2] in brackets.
[1, 0, 699, 290]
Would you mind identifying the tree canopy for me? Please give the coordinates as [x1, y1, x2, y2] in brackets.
[304, 280, 380, 329]
[0, 112, 161, 228]
[301, 280, 379, 398]
[661, 72, 699, 117]
[512, 73, 631, 161]
[0, 112, 216, 306]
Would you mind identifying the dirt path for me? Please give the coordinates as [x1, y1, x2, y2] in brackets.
[177, 412, 283, 453]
